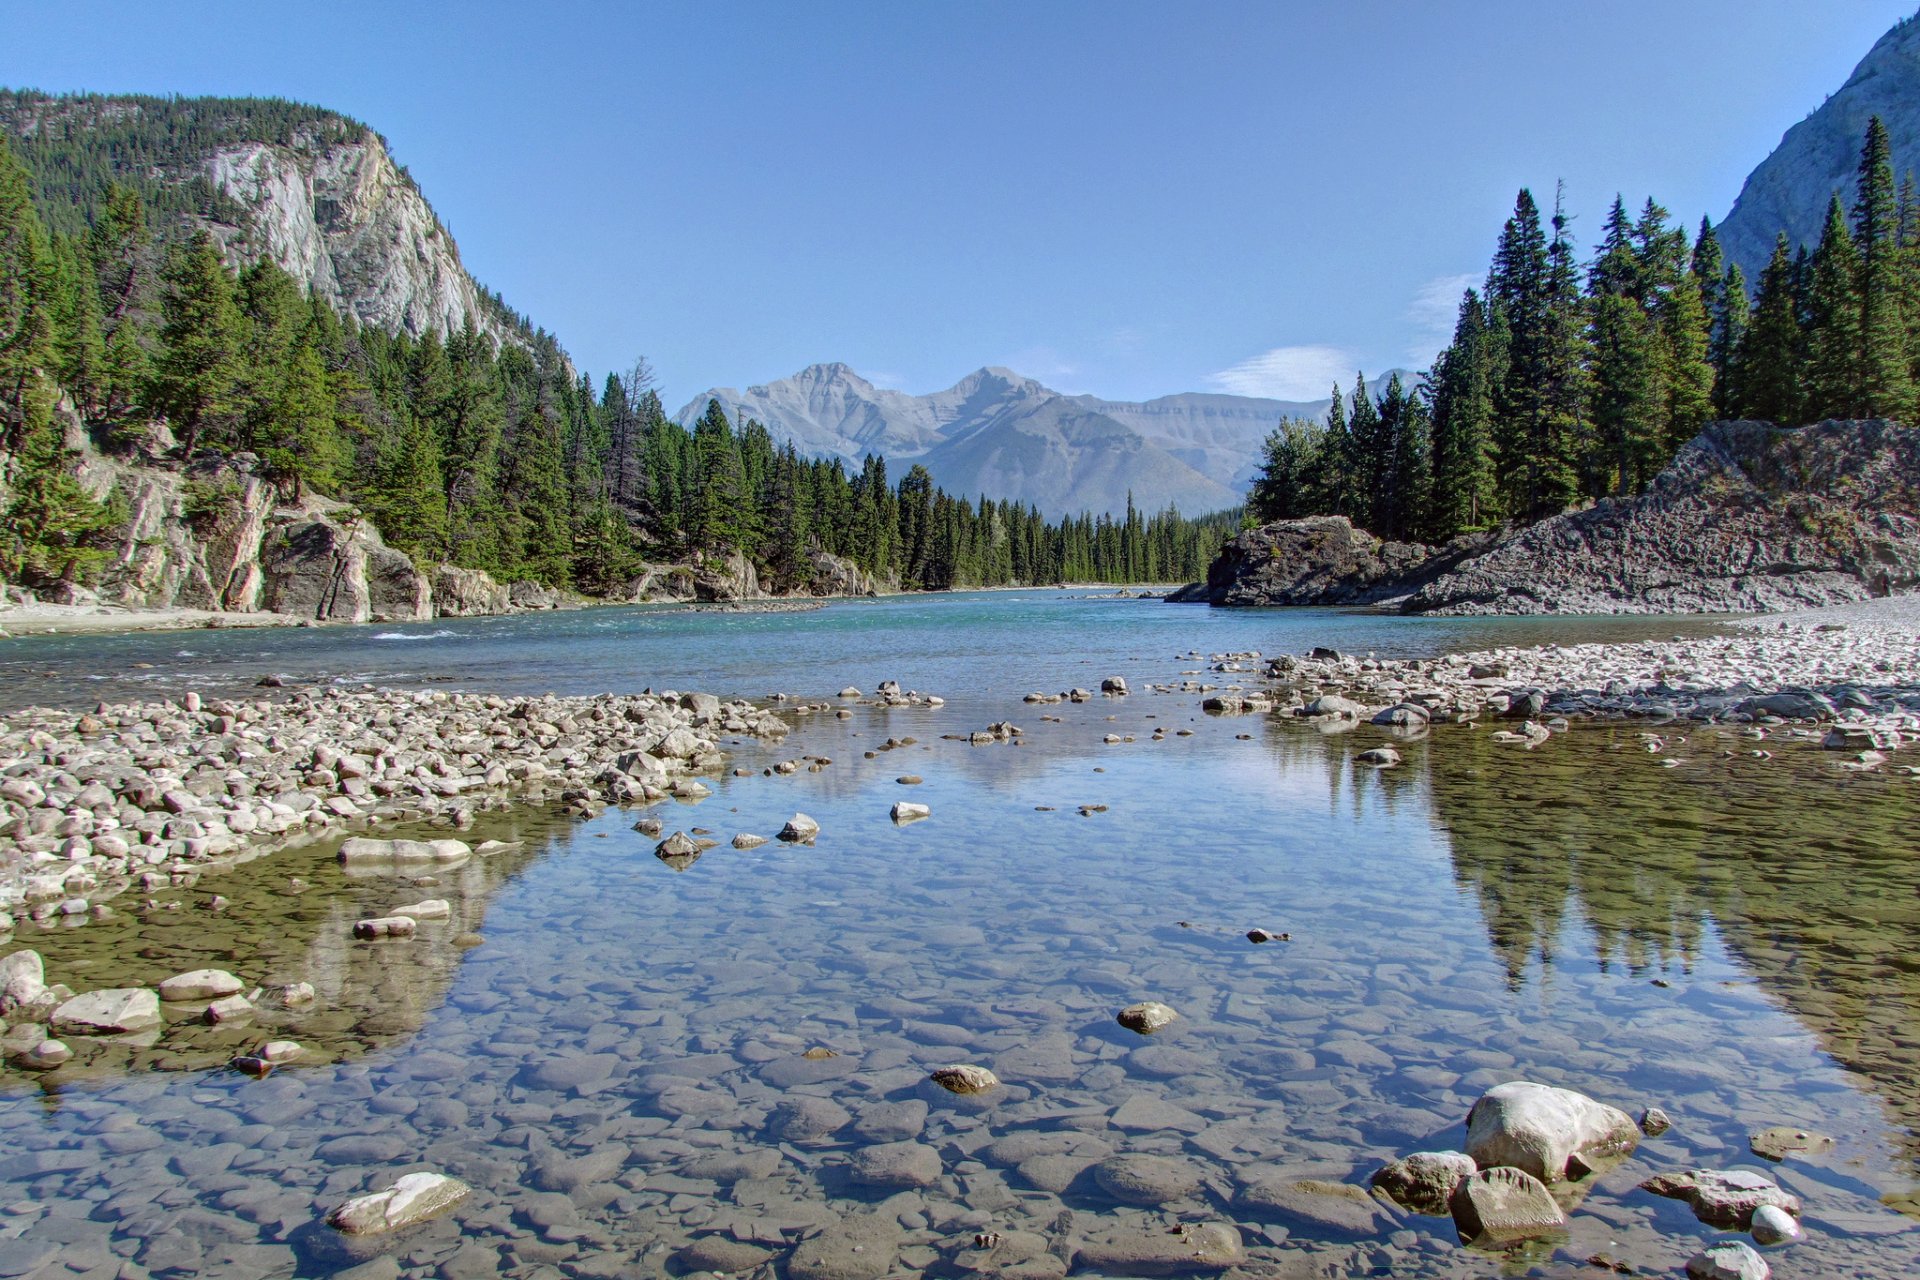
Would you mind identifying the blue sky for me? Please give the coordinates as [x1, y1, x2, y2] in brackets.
[4, 1, 1916, 405]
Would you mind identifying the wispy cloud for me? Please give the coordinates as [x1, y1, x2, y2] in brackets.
[1204, 344, 1358, 401]
[863, 369, 908, 390]
[1403, 272, 1476, 369]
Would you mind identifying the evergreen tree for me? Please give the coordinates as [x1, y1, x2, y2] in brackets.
[1712, 262, 1749, 417]
[1735, 235, 1806, 424]
[149, 230, 243, 454]
[1805, 195, 1865, 420]
[1427, 287, 1501, 532]
[1852, 115, 1914, 419]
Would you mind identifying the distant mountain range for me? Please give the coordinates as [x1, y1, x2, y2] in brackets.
[674, 363, 1410, 519]
[1718, 14, 1920, 282]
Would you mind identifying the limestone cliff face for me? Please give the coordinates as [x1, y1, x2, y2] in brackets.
[1718, 15, 1920, 282]
[205, 127, 507, 345]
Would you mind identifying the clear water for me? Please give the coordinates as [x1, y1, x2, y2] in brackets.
[1, 592, 1915, 1279]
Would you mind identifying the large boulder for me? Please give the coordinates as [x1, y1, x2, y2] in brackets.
[1463, 1081, 1640, 1183]
[431, 564, 511, 616]
[1205, 516, 1439, 607]
[692, 549, 763, 602]
[260, 517, 430, 623]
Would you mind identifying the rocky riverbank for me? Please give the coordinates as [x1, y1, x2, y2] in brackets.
[1216, 596, 1920, 763]
[0, 685, 790, 933]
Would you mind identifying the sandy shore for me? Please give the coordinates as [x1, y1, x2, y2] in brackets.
[0, 603, 303, 638]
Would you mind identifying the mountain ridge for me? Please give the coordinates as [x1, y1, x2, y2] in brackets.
[674, 362, 1409, 518]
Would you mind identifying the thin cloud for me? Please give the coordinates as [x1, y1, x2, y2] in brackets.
[1404, 272, 1476, 370]
[1205, 344, 1358, 401]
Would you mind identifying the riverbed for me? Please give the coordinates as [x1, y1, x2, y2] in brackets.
[1, 592, 1916, 1279]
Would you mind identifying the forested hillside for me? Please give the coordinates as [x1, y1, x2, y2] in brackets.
[1250, 117, 1920, 548]
[0, 98, 1234, 601]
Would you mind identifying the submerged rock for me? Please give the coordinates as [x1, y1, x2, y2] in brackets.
[788, 1214, 903, 1280]
[1373, 1151, 1477, 1215]
[1748, 1125, 1835, 1162]
[1463, 1081, 1639, 1182]
[326, 1171, 470, 1235]
[1094, 1153, 1202, 1205]
[1073, 1222, 1243, 1275]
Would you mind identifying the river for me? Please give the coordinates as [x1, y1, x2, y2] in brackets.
[0, 591, 1914, 1278]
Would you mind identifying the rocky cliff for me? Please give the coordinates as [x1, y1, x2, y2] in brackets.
[1202, 421, 1920, 615]
[1717, 15, 1920, 282]
[0, 91, 511, 346]
[27, 403, 885, 624]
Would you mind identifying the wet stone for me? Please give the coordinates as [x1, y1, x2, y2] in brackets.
[769, 1096, 852, 1142]
[1073, 1222, 1243, 1275]
[1687, 1240, 1770, 1280]
[1748, 1125, 1835, 1162]
[1094, 1153, 1202, 1206]
[1116, 1000, 1179, 1035]
[788, 1214, 903, 1280]
[1235, 1173, 1385, 1237]
[853, 1099, 927, 1142]
[1372, 1151, 1477, 1215]
[1449, 1166, 1567, 1248]
[849, 1140, 942, 1189]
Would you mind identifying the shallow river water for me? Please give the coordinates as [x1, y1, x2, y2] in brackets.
[1, 593, 1916, 1279]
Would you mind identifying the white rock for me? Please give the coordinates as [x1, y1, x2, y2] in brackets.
[0, 949, 46, 1012]
[390, 899, 451, 920]
[778, 813, 820, 844]
[337, 837, 472, 863]
[327, 1171, 471, 1235]
[52, 987, 162, 1035]
[158, 968, 245, 1001]
[1463, 1081, 1640, 1182]
[1687, 1240, 1769, 1280]
[890, 802, 931, 823]
[1750, 1203, 1802, 1246]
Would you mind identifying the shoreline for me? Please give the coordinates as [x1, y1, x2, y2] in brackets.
[0, 685, 794, 934]
[0, 581, 1200, 641]
[1238, 593, 1920, 757]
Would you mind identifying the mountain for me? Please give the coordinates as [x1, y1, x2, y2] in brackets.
[1717, 14, 1920, 282]
[0, 90, 517, 345]
[673, 363, 1393, 519]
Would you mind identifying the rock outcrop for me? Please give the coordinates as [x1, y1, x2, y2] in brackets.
[1199, 515, 1486, 607]
[1407, 420, 1920, 615]
[0, 92, 510, 347]
[260, 518, 431, 623]
[1199, 421, 1920, 616]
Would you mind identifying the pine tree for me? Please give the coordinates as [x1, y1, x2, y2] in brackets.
[1427, 288, 1501, 533]
[258, 328, 347, 497]
[1735, 235, 1806, 424]
[1712, 263, 1749, 417]
[149, 231, 243, 454]
[1805, 195, 1865, 420]
[1852, 116, 1914, 420]
[0, 137, 111, 583]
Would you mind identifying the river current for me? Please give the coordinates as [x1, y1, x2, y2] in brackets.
[0, 591, 1915, 1279]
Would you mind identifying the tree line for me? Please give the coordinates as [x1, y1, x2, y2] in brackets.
[1252, 116, 1920, 545]
[0, 131, 1231, 592]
